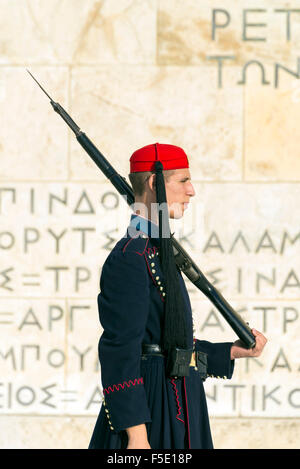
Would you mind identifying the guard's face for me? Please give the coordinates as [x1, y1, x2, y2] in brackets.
[165, 168, 195, 218]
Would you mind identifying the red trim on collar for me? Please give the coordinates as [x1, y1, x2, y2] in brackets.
[122, 234, 140, 253]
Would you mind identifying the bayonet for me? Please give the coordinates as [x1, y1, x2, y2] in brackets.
[27, 69, 80, 135]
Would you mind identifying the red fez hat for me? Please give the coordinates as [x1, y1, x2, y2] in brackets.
[130, 143, 189, 173]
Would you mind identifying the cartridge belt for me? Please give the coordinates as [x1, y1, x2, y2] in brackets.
[142, 344, 206, 369]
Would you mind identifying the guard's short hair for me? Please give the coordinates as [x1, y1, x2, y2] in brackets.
[128, 170, 175, 197]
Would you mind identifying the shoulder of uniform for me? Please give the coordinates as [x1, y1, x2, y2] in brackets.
[120, 233, 150, 255]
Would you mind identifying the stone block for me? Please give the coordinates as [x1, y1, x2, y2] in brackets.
[0, 0, 156, 65]
[70, 66, 243, 181]
[158, 0, 300, 66]
[0, 67, 69, 180]
[245, 66, 300, 181]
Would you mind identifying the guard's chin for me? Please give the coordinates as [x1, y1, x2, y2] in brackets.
[168, 202, 186, 219]
[169, 208, 184, 219]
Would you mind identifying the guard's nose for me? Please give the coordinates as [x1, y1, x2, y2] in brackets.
[187, 182, 196, 197]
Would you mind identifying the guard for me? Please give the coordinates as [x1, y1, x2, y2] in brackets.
[88, 143, 267, 449]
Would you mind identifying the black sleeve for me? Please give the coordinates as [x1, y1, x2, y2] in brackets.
[97, 249, 152, 432]
[195, 340, 235, 379]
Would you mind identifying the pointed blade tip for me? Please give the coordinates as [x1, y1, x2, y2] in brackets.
[25, 69, 53, 101]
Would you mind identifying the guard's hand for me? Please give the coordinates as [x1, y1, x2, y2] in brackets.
[230, 329, 267, 360]
[126, 424, 151, 449]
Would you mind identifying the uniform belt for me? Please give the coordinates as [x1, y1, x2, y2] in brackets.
[142, 343, 196, 368]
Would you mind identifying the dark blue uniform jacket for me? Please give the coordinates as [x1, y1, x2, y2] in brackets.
[88, 215, 235, 449]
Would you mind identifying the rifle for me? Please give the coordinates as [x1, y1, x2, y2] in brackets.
[27, 70, 256, 349]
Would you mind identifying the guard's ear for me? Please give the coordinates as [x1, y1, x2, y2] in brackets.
[148, 173, 156, 192]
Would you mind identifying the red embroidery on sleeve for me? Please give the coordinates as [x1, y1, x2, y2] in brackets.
[103, 377, 144, 395]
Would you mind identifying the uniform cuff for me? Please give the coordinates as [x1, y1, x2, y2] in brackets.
[195, 340, 235, 380]
[102, 379, 152, 433]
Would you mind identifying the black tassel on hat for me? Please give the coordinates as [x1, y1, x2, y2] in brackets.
[154, 156, 188, 366]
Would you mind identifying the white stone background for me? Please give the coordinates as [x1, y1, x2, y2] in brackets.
[0, 0, 300, 449]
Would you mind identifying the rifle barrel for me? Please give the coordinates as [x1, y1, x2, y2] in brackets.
[27, 70, 256, 349]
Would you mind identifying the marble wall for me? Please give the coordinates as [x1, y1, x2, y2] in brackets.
[0, 0, 299, 449]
